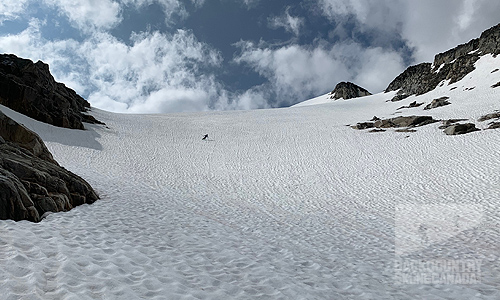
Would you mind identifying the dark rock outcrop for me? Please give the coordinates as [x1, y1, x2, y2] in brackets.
[397, 101, 424, 110]
[385, 23, 500, 100]
[351, 122, 374, 130]
[424, 97, 451, 110]
[443, 123, 480, 135]
[492, 82, 500, 88]
[374, 116, 437, 128]
[487, 122, 500, 129]
[478, 112, 500, 122]
[439, 119, 468, 129]
[0, 110, 98, 222]
[352, 115, 438, 130]
[330, 82, 371, 100]
[0, 54, 103, 130]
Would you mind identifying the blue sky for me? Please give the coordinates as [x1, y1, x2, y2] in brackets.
[1, 0, 499, 113]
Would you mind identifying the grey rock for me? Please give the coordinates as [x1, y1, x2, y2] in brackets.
[487, 122, 500, 129]
[0, 110, 57, 164]
[424, 97, 451, 110]
[390, 94, 411, 102]
[351, 122, 374, 130]
[439, 119, 468, 129]
[330, 82, 371, 100]
[0, 111, 98, 222]
[0, 54, 104, 129]
[386, 23, 500, 98]
[374, 116, 438, 128]
[386, 63, 433, 96]
[369, 129, 386, 133]
[352, 115, 438, 132]
[443, 123, 480, 135]
[478, 112, 500, 122]
[0, 169, 38, 222]
[397, 101, 424, 110]
[433, 38, 480, 66]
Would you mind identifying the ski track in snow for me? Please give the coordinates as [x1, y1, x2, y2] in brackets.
[0, 54, 500, 299]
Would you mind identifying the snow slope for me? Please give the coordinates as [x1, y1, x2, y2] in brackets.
[0, 54, 499, 299]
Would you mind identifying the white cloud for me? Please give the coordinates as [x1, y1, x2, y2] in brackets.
[268, 7, 304, 36]
[0, 0, 30, 23]
[234, 40, 405, 106]
[317, 0, 500, 63]
[43, 0, 122, 32]
[0, 19, 242, 113]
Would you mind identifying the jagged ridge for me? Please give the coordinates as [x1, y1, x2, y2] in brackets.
[0, 54, 103, 129]
[385, 23, 500, 100]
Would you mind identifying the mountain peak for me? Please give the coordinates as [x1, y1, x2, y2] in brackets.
[385, 22, 500, 101]
[330, 82, 372, 100]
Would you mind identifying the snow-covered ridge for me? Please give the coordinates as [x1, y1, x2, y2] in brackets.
[295, 54, 500, 132]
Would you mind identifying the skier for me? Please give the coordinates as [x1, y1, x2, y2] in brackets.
[202, 134, 209, 140]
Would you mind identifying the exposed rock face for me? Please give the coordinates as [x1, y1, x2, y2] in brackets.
[386, 63, 433, 99]
[385, 23, 500, 100]
[0, 110, 98, 222]
[424, 97, 451, 110]
[439, 119, 468, 129]
[443, 123, 480, 135]
[352, 122, 374, 130]
[0, 54, 103, 130]
[397, 101, 424, 110]
[330, 82, 371, 100]
[374, 116, 437, 128]
[487, 122, 500, 129]
[478, 112, 500, 122]
[352, 115, 438, 130]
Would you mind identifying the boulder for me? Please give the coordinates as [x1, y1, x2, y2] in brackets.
[351, 122, 374, 130]
[374, 116, 437, 128]
[443, 123, 480, 135]
[0, 111, 98, 222]
[397, 101, 424, 110]
[390, 94, 411, 102]
[478, 112, 500, 122]
[369, 129, 386, 133]
[0, 110, 57, 164]
[487, 122, 500, 129]
[424, 97, 451, 110]
[352, 115, 438, 131]
[330, 82, 371, 100]
[438, 119, 468, 129]
[0, 54, 104, 129]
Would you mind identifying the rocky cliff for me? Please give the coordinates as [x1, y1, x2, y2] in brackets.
[385, 23, 500, 101]
[0, 110, 99, 222]
[330, 82, 371, 100]
[0, 54, 102, 129]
